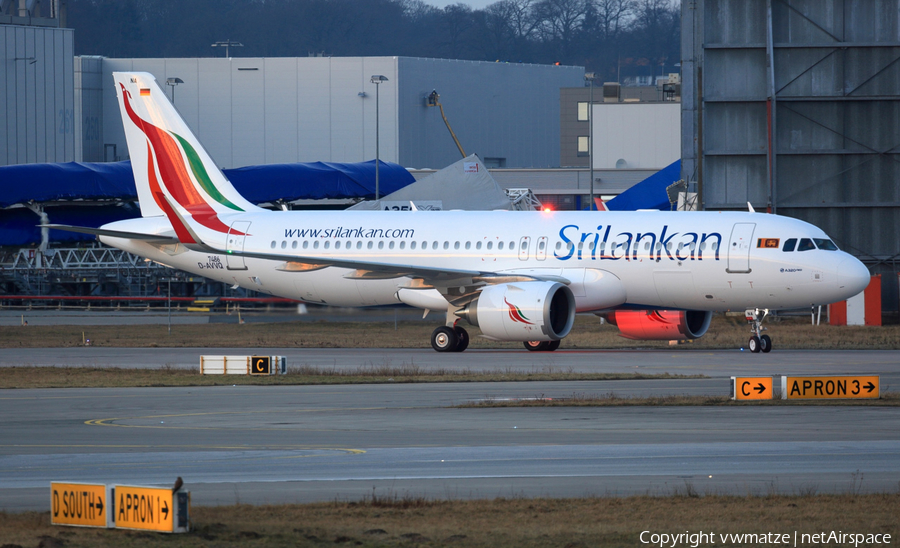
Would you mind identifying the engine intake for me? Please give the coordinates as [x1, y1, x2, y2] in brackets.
[606, 310, 712, 340]
[457, 281, 575, 341]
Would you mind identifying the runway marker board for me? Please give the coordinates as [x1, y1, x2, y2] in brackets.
[781, 375, 879, 400]
[114, 485, 190, 533]
[731, 377, 773, 400]
[51, 482, 110, 528]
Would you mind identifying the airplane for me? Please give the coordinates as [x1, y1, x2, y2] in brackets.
[48, 72, 871, 353]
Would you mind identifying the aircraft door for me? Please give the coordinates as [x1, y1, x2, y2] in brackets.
[726, 222, 755, 273]
[226, 221, 251, 270]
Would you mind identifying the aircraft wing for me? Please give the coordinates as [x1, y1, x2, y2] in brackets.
[40, 224, 180, 244]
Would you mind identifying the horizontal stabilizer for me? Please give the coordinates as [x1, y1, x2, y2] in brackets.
[40, 224, 179, 244]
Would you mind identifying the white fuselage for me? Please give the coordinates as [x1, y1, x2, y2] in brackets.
[100, 209, 868, 313]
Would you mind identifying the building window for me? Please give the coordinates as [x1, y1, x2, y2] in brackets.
[577, 136, 590, 157]
[577, 101, 589, 122]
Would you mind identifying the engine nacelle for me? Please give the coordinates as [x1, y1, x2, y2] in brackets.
[606, 310, 712, 340]
[458, 282, 575, 341]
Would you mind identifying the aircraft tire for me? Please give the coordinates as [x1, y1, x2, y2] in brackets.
[454, 326, 470, 352]
[547, 340, 561, 351]
[524, 341, 550, 352]
[432, 326, 458, 353]
[748, 336, 761, 353]
[760, 334, 772, 353]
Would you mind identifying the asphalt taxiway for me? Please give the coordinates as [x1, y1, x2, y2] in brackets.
[1, 362, 899, 511]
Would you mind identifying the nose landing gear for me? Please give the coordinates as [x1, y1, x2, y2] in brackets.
[745, 308, 772, 353]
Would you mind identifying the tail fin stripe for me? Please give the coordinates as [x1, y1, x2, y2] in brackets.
[120, 82, 245, 235]
[172, 132, 244, 212]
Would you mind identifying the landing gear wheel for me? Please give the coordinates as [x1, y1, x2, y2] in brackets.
[748, 336, 761, 353]
[744, 308, 772, 354]
[524, 341, 549, 352]
[547, 340, 561, 351]
[453, 326, 469, 352]
[431, 326, 458, 353]
[760, 334, 772, 353]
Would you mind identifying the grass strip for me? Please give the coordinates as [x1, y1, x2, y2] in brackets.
[2, 315, 899, 349]
[0, 366, 700, 389]
[1, 494, 897, 547]
[458, 392, 900, 407]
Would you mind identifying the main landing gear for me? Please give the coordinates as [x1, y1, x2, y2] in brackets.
[745, 308, 772, 353]
[431, 325, 469, 353]
[523, 340, 561, 352]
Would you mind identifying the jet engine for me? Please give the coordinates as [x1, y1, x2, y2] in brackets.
[457, 281, 575, 341]
[605, 310, 712, 340]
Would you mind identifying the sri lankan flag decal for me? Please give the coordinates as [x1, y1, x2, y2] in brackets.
[504, 297, 534, 325]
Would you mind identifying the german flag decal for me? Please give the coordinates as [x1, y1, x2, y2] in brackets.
[757, 238, 780, 248]
[140, 88, 151, 96]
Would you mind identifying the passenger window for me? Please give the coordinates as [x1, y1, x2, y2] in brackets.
[399, 241, 405, 249]
[335, 241, 341, 249]
[281, 241, 287, 249]
[389, 241, 395, 249]
[454, 241, 460, 250]
[421, 241, 426, 249]
[644, 242, 650, 250]
[814, 238, 838, 251]
[378, 241, 384, 249]
[367, 241, 373, 249]
[797, 238, 815, 251]
[509, 241, 514, 249]
[539, 241, 545, 250]
[345, 241, 350, 249]
[476, 242, 482, 250]
[782, 238, 797, 252]
[498, 241, 504, 250]
[292, 241, 297, 249]
[443, 241, 449, 250]
[465, 242, 471, 250]
[303, 241, 309, 249]
[487, 241, 493, 250]
[324, 241, 330, 249]
[270, 241, 276, 249]
[555, 242, 561, 250]
[313, 241, 319, 249]
[356, 241, 362, 249]
[432, 241, 439, 250]
[411, 241, 417, 250]
[521, 241, 527, 250]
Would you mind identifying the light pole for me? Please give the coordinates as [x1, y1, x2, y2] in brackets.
[166, 77, 183, 105]
[370, 75, 388, 202]
[585, 72, 597, 210]
[211, 39, 243, 57]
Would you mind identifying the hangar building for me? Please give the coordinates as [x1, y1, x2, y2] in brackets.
[81, 56, 583, 170]
[682, 0, 900, 315]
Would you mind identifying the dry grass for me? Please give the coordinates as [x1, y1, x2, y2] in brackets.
[1, 493, 897, 547]
[460, 391, 900, 407]
[1, 314, 898, 349]
[0, 365, 697, 389]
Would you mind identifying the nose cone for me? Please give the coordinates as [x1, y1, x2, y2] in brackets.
[837, 257, 870, 298]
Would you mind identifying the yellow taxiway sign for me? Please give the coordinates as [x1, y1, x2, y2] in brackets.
[51, 482, 109, 528]
[781, 375, 880, 400]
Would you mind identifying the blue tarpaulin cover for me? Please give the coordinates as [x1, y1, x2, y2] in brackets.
[0, 160, 415, 246]
[0, 160, 414, 208]
[604, 160, 681, 211]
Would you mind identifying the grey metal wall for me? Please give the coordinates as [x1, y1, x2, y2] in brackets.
[91, 56, 579, 170]
[682, 0, 900, 312]
[74, 55, 102, 162]
[398, 58, 583, 169]
[0, 24, 74, 166]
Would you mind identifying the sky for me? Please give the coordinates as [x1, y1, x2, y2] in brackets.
[424, 0, 496, 9]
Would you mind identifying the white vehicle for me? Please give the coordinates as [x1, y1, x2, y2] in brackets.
[52, 72, 870, 353]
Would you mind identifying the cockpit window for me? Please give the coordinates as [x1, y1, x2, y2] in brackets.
[782, 238, 797, 252]
[797, 238, 816, 252]
[813, 238, 838, 251]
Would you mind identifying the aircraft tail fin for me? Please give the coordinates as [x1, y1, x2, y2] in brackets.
[112, 72, 262, 223]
